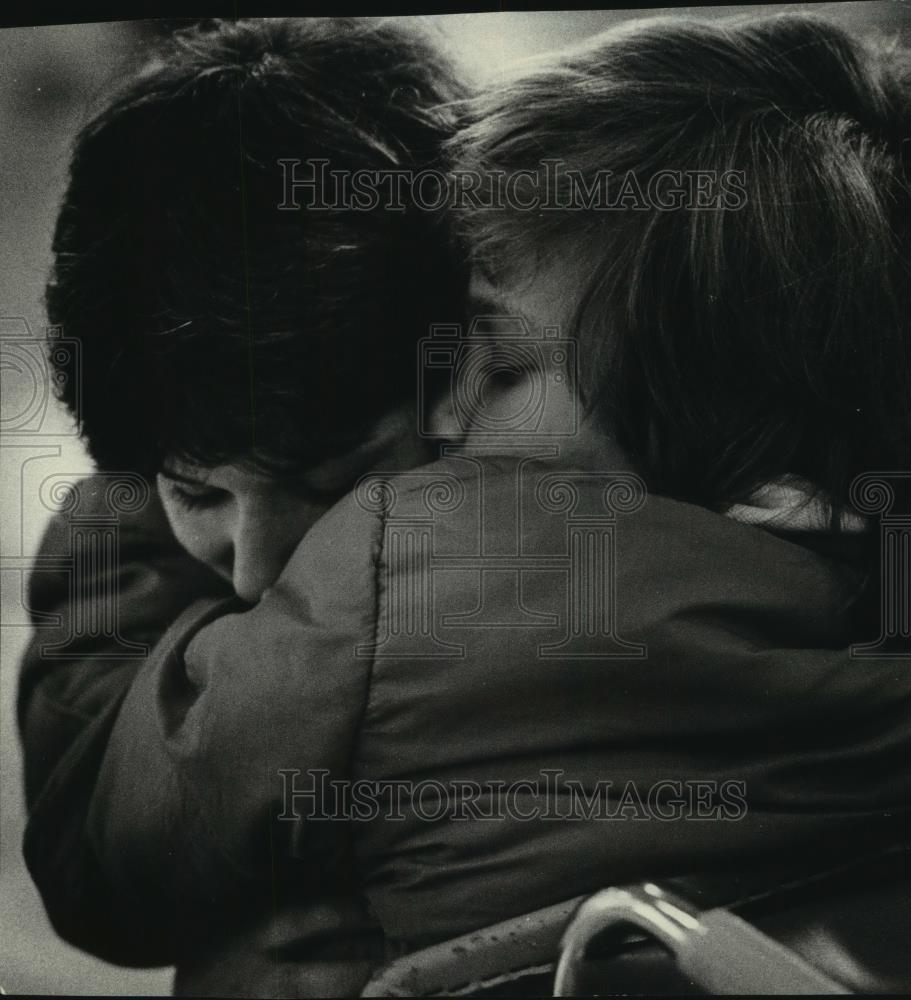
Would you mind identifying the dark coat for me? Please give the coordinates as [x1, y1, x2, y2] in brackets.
[20, 454, 911, 996]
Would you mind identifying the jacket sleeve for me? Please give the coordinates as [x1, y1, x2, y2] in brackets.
[19, 474, 235, 965]
[65, 492, 383, 946]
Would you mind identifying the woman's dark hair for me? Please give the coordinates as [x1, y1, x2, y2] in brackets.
[48, 16, 468, 476]
[451, 13, 911, 519]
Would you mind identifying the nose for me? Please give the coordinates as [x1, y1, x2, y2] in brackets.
[230, 512, 300, 604]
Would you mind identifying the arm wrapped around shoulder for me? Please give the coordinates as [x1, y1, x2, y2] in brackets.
[19, 474, 234, 965]
[80, 492, 385, 935]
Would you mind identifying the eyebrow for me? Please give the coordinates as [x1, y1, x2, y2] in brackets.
[159, 467, 208, 487]
[471, 292, 505, 313]
[158, 430, 397, 496]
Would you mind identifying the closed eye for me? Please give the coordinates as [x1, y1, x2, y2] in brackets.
[164, 480, 227, 512]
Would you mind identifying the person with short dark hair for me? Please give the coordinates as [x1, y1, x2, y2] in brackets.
[19, 16, 468, 996]
[44, 14, 468, 604]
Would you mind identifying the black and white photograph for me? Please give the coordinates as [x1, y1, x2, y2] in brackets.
[1, 2, 910, 996]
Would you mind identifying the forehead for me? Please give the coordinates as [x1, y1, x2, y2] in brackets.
[161, 460, 281, 493]
[470, 264, 580, 335]
[161, 407, 413, 490]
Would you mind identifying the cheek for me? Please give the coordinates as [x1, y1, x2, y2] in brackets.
[159, 498, 232, 573]
[243, 498, 339, 577]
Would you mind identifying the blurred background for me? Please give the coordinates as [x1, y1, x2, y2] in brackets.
[1, 3, 908, 994]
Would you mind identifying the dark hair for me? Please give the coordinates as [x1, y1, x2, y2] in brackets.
[451, 13, 911, 518]
[48, 16, 468, 476]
